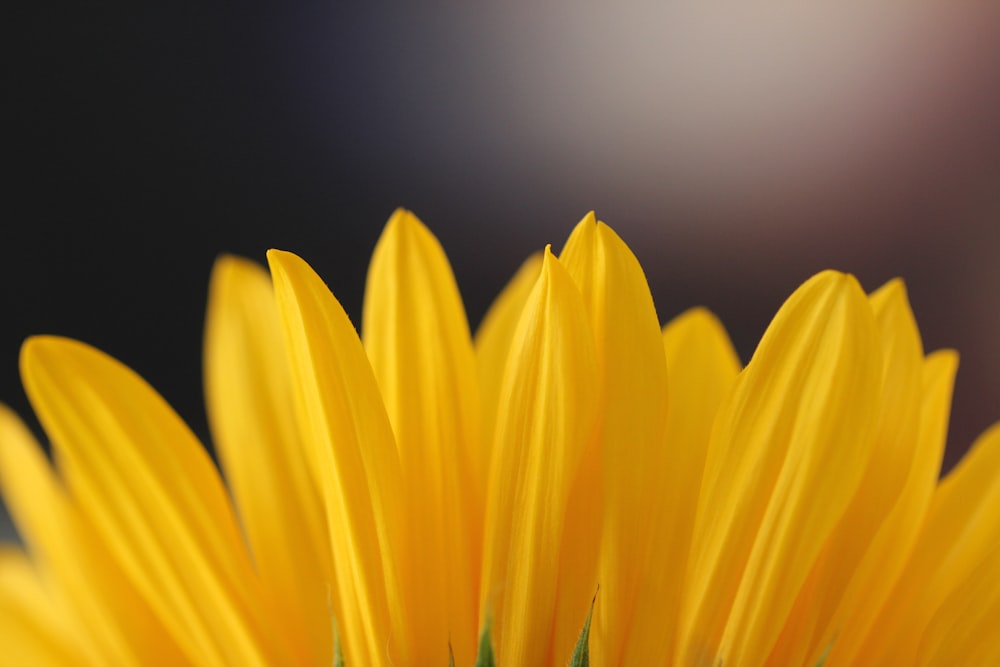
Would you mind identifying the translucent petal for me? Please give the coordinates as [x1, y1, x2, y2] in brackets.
[857, 422, 1000, 664]
[268, 249, 407, 666]
[620, 307, 740, 662]
[918, 535, 1000, 665]
[204, 255, 333, 665]
[20, 337, 296, 667]
[0, 404, 186, 665]
[480, 248, 601, 666]
[766, 278, 926, 665]
[559, 214, 670, 665]
[825, 349, 957, 666]
[679, 271, 881, 666]
[362, 209, 481, 664]
[0, 547, 86, 666]
[475, 252, 543, 447]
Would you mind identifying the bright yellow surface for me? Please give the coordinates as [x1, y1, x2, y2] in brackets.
[1, 211, 997, 666]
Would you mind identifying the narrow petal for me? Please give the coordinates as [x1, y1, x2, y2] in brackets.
[679, 271, 881, 666]
[621, 308, 740, 661]
[475, 252, 543, 445]
[480, 247, 601, 666]
[918, 535, 1000, 665]
[558, 214, 670, 665]
[204, 255, 333, 665]
[0, 404, 186, 665]
[361, 209, 482, 665]
[826, 349, 957, 665]
[20, 337, 296, 667]
[855, 421, 1000, 664]
[0, 547, 86, 666]
[268, 249, 407, 666]
[767, 278, 926, 665]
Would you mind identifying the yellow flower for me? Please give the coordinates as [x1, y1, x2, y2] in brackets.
[1, 209, 999, 666]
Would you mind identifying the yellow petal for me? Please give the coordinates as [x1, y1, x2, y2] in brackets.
[558, 214, 670, 664]
[620, 307, 740, 661]
[204, 255, 333, 665]
[475, 251, 543, 446]
[662, 308, 742, 435]
[268, 249, 407, 666]
[679, 270, 881, 666]
[361, 209, 481, 665]
[0, 547, 86, 666]
[660, 308, 742, 515]
[856, 421, 1000, 665]
[0, 404, 186, 665]
[918, 532, 1000, 665]
[825, 350, 958, 666]
[766, 278, 926, 665]
[480, 247, 600, 666]
[20, 336, 296, 667]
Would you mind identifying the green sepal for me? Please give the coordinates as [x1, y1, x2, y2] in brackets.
[569, 587, 599, 667]
[473, 618, 496, 667]
[332, 617, 345, 667]
[812, 640, 833, 667]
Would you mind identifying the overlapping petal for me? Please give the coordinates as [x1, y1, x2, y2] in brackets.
[0, 547, 83, 666]
[764, 279, 928, 665]
[362, 209, 482, 665]
[1, 210, 998, 667]
[0, 404, 185, 665]
[480, 247, 601, 665]
[267, 249, 408, 666]
[475, 252, 543, 444]
[851, 421, 1000, 665]
[679, 271, 882, 666]
[204, 256, 333, 665]
[827, 348, 959, 665]
[559, 214, 671, 665]
[20, 337, 298, 666]
[636, 308, 742, 662]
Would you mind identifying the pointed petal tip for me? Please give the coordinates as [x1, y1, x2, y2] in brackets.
[868, 277, 914, 319]
[595, 218, 623, 242]
[868, 277, 924, 357]
[588, 214, 627, 248]
[539, 245, 556, 279]
[560, 213, 600, 259]
[388, 206, 415, 221]
[874, 277, 908, 299]
[265, 248, 291, 263]
[540, 244, 567, 283]
[376, 207, 438, 255]
[266, 249, 308, 279]
[384, 207, 425, 234]
[870, 276, 910, 302]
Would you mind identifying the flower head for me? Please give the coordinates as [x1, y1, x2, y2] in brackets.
[2, 210, 999, 666]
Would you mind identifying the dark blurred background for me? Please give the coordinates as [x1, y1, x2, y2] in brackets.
[4, 4, 1000, 540]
